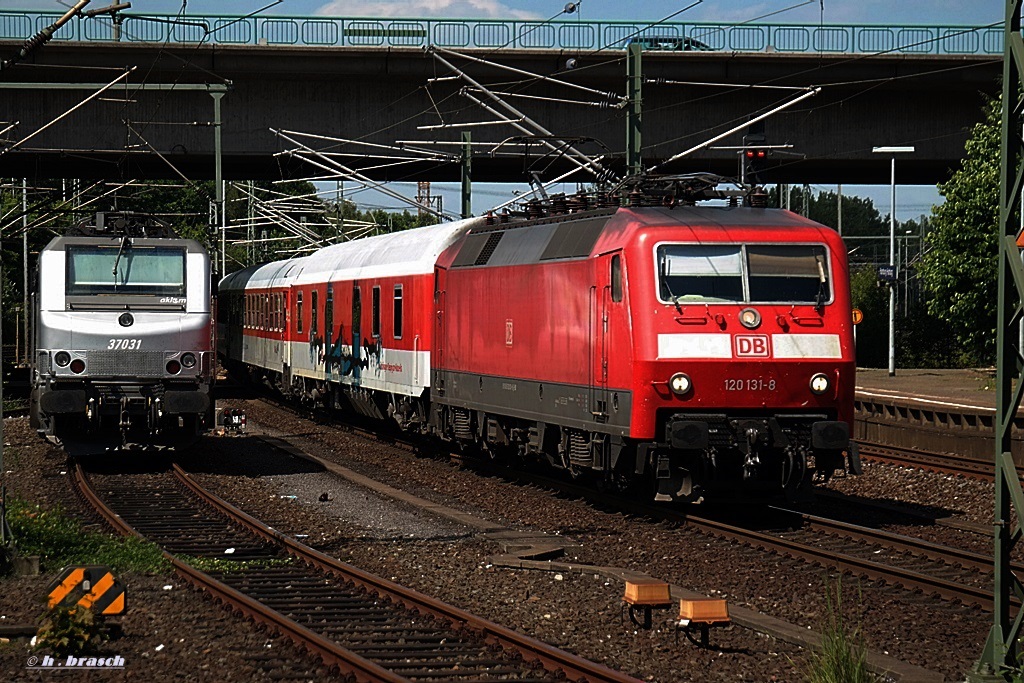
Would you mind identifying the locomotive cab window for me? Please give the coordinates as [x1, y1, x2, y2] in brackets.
[656, 243, 831, 305]
[657, 245, 742, 303]
[747, 245, 830, 304]
[66, 245, 185, 297]
[611, 255, 622, 302]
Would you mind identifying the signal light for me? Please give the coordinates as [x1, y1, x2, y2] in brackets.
[70, 359, 86, 374]
[744, 149, 768, 160]
[166, 360, 181, 375]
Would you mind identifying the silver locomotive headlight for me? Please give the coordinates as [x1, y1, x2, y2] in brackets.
[181, 352, 197, 369]
[54, 351, 71, 367]
[669, 372, 692, 396]
[809, 373, 830, 395]
[739, 307, 761, 329]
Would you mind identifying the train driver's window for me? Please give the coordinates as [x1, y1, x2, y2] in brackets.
[657, 245, 742, 303]
[611, 255, 622, 302]
[747, 245, 830, 304]
[296, 291, 303, 334]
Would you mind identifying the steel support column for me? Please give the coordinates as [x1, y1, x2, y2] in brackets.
[970, 2, 1024, 680]
[626, 42, 642, 177]
[461, 131, 472, 219]
[211, 90, 225, 276]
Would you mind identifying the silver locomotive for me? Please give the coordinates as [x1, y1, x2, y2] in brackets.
[29, 212, 214, 454]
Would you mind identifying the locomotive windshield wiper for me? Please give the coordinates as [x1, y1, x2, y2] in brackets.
[112, 235, 131, 286]
[814, 256, 827, 313]
[659, 259, 684, 314]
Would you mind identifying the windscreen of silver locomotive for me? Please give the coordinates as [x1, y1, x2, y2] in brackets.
[66, 245, 186, 297]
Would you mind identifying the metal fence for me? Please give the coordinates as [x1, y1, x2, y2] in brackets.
[0, 11, 1003, 55]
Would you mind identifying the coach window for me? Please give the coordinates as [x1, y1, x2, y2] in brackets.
[393, 285, 403, 339]
[372, 286, 381, 338]
[296, 291, 303, 334]
[311, 290, 319, 337]
[611, 255, 622, 302]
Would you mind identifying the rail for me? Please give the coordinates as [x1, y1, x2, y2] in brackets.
[0, 11, 1003, 55]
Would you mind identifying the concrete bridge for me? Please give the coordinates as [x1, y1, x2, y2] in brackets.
[0, 12, 1001, 185]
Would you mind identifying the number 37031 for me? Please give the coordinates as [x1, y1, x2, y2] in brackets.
[108, 339, 142, 350]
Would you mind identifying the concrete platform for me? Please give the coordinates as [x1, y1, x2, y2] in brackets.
[856, 367, 997, 411]
[853, 367, 1011, 462]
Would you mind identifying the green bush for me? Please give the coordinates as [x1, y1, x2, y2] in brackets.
[35, 605, 106, 656]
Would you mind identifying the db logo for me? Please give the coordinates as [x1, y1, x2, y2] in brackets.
[735, 335, 770, 358]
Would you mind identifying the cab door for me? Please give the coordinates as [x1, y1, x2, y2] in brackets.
[591, 254, 619, 423]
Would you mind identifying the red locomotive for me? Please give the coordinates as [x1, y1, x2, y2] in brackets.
[220, 181, 858, 501]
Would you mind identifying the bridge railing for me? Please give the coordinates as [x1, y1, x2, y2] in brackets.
[0, 11, 1003, 55]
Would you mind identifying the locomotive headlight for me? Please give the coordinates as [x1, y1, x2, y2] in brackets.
[809, 373, 830, 395]
[739, 307, 761, 329]
[181, 352, 197, 368]
[669, 372, 692, 396]
[54, 351, 71, 367]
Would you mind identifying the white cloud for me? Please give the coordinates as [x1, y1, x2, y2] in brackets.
[315, 1, 541, 20]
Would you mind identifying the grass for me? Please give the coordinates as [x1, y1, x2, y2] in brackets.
[180, 555, 294, 573]
[6, 498, 169, 574]
[804, 578, 877, 683]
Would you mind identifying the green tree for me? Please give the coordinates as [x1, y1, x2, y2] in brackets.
[916, 96, 1001, 366]
[849, 267, 888, 368]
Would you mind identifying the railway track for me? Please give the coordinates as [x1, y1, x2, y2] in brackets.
[397, 451, 1005, 612]
[73, 460, 641, 683]
[241, 394, 1004, 610]
[857, 440, 999, 481]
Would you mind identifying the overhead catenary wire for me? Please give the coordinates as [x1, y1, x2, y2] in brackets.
[648, 87, 821, 172]
[1, 68, 136, 156]
[272, 128, 457, 221]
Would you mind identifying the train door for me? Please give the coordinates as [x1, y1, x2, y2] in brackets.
[590, 253, 619, 423]
[433, 267, 446, 396]
[325, 283, 334, 381]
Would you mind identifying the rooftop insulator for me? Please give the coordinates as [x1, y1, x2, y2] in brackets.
[499, 210, 511, 223]
[485, 212, 496, 225]
[749, 189, 769, 208]
[527, 199, 544, 219]
[629, 189, 645, 207]
[728, 196, 739, 207]
[551, 193, 567, 214]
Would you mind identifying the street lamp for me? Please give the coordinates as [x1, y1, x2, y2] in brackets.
[872, 146, 915, 377]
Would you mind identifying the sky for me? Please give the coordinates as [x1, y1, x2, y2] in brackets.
[9, 0, 1003, 26]
[9, 0, 1007, 220]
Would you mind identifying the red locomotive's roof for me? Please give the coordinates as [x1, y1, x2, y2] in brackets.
[439, 205, 840, 272]
[619, 205, 828, 229]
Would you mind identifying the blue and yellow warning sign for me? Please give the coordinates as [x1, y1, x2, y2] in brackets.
[47, 566, 126, 616]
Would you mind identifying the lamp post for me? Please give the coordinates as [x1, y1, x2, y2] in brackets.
[872, 146, 915, 377]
